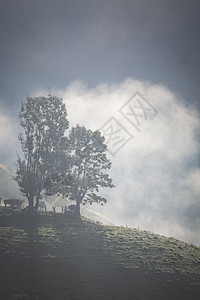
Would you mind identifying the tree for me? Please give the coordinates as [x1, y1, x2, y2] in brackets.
[15, 95, 69, 214]
[46, 125, 115, 217]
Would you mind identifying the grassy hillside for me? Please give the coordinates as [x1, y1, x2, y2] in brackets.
[0, 207, 200, 300]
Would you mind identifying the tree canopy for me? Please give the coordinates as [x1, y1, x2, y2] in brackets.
[46, 125, 115, 217]
[15, 95, 69, 214]
[15, 95, 115, 217]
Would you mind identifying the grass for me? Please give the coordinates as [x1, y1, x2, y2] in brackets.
[0, 207, 200, 300]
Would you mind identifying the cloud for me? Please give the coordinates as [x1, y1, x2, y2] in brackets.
[9, 78, 200, 245]
[51, 78, 199, 245]
[0, 103, 21, 168]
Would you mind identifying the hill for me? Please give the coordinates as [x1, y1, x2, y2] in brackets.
[0, 207, 200, 300]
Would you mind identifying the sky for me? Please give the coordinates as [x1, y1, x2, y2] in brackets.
[0, 0, 200, 244]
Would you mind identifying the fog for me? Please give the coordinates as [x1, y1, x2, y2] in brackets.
[0, 78, 200, 245]
[0, 1, 199, 245]
[16, 78, 199, 245]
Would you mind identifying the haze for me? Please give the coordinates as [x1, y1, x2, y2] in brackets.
[0, 0, 200, 245]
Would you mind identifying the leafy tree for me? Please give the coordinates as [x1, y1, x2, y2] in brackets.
[15, 95, 69, 214]
[46, 125, 115, 217]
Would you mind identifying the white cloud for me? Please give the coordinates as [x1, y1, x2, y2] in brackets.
[51, 78, 200, 245]
[16, 79, 200, 245]
[0, 105, 15, 145]
[0, 104, 20, 167]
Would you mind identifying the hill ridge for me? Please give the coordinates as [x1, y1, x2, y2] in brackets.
[0, 208, 200, 299]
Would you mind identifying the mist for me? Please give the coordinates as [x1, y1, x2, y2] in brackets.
[1, 2, 200, 298]
[12, 78, 197, 245]
[0, 78, 200, 244]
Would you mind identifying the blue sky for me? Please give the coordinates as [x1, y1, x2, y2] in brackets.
[0, 0, 200, 244]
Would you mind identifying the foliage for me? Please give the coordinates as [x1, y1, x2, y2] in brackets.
[15, 95, 69, 213]
[46, 125, 115, 216]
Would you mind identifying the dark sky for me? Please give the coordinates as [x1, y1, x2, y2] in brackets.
[0, 0, 200, 112]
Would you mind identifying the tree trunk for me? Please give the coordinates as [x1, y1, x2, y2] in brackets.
[75, 199, 81, 218]
[28, 195, 34, 215]
[34, 191, 41, 213]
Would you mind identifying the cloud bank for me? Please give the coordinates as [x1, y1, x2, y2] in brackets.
[0, 103, 21, 167]
[2, 78, 200, 245]
[54, 79, 200, 245]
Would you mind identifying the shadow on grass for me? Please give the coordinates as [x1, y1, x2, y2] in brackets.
[0, 207, 200, 299]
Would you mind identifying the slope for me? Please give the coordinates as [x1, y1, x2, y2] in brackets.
[0, 208, 199, 300]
